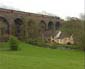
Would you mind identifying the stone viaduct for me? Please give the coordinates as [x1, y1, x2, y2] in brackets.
[0, 8, 61, 41]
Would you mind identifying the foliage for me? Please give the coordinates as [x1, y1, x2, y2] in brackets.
[23, 18, 41, 42]
[79, 20, 85, 51]
[8, 36, 19, 51]
[27, 38, 47, 47]
[61, 16, 85, 51]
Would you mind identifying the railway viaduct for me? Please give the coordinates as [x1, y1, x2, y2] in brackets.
[0, 8, 62, 41]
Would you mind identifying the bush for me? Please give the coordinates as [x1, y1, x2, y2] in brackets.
[8, 36, 19, 51]
[27, 38, 49, 48]
[27, 38, 80, 50]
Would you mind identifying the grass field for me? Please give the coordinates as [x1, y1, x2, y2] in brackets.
[0, 42, 84, 69]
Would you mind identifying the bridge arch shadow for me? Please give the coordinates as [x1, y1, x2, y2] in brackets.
[39, 20, 46, 31]
[14, 18, 23, 38]
[48, 21, 54, 30]
[0, 16, 9, 36]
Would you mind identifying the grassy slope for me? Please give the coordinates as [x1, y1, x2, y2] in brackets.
[0, 43, 84, 69]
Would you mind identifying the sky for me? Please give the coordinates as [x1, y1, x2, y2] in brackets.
[0, 0, 84, 19]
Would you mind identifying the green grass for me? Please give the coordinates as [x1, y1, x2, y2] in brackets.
[0, 42, 84, 69]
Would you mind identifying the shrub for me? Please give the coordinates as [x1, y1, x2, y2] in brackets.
[27, 38, 49, 48]
[8, 36, 19, 51]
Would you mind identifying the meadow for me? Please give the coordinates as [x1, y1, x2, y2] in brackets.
[0, 42, 84, 69]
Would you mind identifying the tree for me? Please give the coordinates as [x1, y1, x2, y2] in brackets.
[61, 17, 82, 44]
[61, 15, 85, 50]
[79, 14, 85, 50]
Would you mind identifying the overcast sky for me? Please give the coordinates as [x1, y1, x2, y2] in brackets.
[0, 0, 84, 19]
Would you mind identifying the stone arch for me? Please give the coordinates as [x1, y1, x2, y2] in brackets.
[14, 18, 23, 25]
[55, 21, 60, 30]
[14, 18, 23, 37]
[39, 20, 46, 31]
[48, 21, 54, 30]
[0, 16, 9, 36]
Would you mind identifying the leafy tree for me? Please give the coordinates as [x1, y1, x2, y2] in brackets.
[79, 14, 85, 50]
[61, 15, 85, 50]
